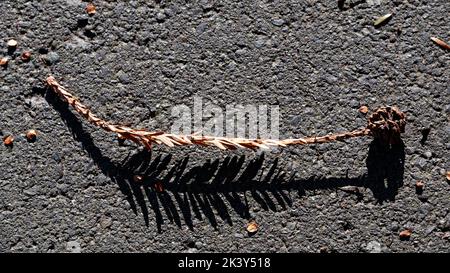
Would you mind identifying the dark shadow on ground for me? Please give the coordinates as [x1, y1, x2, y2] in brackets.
[43, 87, 405, 232]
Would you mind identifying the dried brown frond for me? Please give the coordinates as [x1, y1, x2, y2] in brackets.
[45, 76, 405, 150]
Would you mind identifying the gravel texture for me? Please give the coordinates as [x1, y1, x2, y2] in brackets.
[0, 0, 449, 253]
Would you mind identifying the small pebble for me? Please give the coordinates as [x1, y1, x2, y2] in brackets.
[437, 216, 450, 231]
[100, 216, 112, 229]
[24, 187, 37, 196]
[425, 225, 435, 236]
[43, 52, 60, 65]
[21, 51, 32, 61]
[52, 153, 61, 163]
[67, 241, 81, 253]
[117, 71, 130, 84]
[133, 175, 143, 183]
[86, 3, 96, 15]
[246, 219, 259, 234]
[365, 241, 382, 253]
[415, 180, 424, 194]
[272, 19, 285, 26]
[399, 229, 412, 240]
[156, 12, 166, 22]
[3, 135, 14, 146]
[7, 39, 17, 48]
[26, 129, 37, 141]
[359, 105, 369, 114]
[254, 38, 266, 48]
[56, 183, 69, 194]
[0, 57, 8, 66]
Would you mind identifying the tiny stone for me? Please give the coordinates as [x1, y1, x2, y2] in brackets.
[156, 12, 166, 22]
[24, 188, 37, 196]
[399, 229, 412, 240]
[21, 51, 32, 61]
[196, 22, 208, 35]
[67, 241, 81, 253]
[325, 75, 338, 84]
[390, 222, 399, 232]
[3, 135, 14, 146]
[365, 241, 382, 253]
[164, 8, 174, 17]
[26, 129, 37, 141]
[425, 225, 435, 236]
[195, 242, 202, 249]
[56, 183, 69, 194]
[100, 216, 112, 229]
[200, 0, 214, 10]
[349, 99, 359, 108]
[286, 222, 297, 230]
[0, 57, 8, 66]
[52, 153, 61, 163]
[414, 157, 427, 170]
[359, 105, 369, 114]
[272, 18, 285, 26]
[86, 3, 96, 15]
[423, 151, 432, 159]
[44, 52, 60, 65]
[117, 71, 130, 84]
[7, 39, 18, 48]
[254, 38, 266, 48]
[437, 216, 450, 232]
[235, 48, 247, 56]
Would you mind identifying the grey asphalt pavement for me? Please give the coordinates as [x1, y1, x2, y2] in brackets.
[0, 0, 449, 253]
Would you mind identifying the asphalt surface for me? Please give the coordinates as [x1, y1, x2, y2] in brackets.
[0, 0, 449, 253]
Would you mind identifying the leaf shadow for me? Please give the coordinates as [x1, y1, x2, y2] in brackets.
[43, 87, 405, 232]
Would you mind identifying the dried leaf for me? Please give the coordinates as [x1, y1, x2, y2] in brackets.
[446, 171, 450, 181]
[211, 139, 227, 150]
[156, 135, 175, 147]
[45, 76, 406, 151]
[246, 220, 259, 234]
[430, 37, 450, 50]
